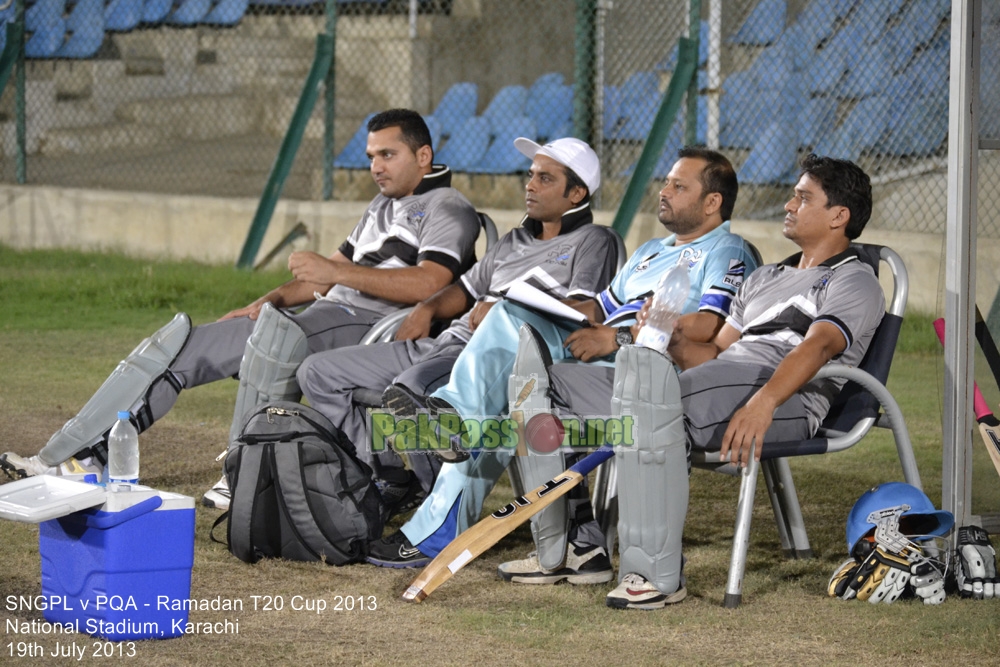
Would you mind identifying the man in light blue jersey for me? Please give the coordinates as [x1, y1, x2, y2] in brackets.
[368, 147, 759, 569]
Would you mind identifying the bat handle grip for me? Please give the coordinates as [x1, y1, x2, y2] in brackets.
[973, 384, 993, 421]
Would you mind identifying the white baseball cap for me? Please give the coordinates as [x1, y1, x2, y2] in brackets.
[513, 136, 601, 194]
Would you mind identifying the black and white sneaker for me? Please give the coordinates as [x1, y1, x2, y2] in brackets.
[381, 384, 469, 463]
[201, 475, 230, 510]
[497, 541, 614, 585]
[605, 572, 687, 610]
[366, 530, 431, 569]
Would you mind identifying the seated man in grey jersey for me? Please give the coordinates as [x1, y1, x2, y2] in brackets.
[505, 154, 885, 611]
[297, 137, 620, 522]
[0, 109, 480, 511]
[366, 148, 759, 569]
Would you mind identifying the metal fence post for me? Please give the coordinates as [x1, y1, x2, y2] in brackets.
[573, 0, 596, 145]
[15, 0, 25, 183]
[322, 0, 337, 201]
[684, 0, 701, 147]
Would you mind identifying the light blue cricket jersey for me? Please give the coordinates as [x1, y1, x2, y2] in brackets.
[597, 221, 759, 327]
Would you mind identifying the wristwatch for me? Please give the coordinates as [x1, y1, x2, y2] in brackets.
[615, 326, 633, 348]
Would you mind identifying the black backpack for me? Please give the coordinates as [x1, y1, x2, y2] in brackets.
[214, 401, 383, 565]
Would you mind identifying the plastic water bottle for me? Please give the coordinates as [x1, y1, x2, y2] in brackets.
[635, 262, 690, 354]
[108, 411, 140, 486]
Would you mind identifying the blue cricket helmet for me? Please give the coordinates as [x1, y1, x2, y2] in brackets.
[846, 482, 954, 556]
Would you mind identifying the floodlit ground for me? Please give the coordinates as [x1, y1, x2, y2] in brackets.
[1, 247, 999, 666]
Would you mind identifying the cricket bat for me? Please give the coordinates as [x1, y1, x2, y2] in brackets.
[975, 306, 1000, 391]
[933, 318, 1000, 478]
[401, 445, 615, 602]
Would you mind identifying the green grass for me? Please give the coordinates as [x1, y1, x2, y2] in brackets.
[1, 245, 999, 666]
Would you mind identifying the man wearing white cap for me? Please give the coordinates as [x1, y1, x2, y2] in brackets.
[298, 136, 620, 527]
[365, 146, 758, 569]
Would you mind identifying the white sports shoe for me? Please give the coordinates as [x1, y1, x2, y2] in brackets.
[605, 572, 687, 610]
[497, 541, 614, 585]
[0, 452, 103, 480]
[201, 475, 230, 510]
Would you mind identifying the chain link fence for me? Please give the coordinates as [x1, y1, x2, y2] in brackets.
[1, 0, 999, 238]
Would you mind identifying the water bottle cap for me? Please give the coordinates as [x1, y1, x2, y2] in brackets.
[117, 411, 131, 420]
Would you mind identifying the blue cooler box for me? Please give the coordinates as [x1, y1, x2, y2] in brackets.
[38, 486, 195, 641]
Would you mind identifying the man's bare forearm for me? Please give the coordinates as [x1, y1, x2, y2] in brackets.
[329, 262, 455, 304]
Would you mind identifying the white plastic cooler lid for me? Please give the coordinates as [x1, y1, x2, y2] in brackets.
[0, 476, 108, 523]
[0, 476, 195, 524]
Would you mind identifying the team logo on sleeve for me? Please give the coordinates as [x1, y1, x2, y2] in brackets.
[723, 258, 747, 289]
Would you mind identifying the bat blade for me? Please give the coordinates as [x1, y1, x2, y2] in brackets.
[402, 445, 614, 602]
[933, 318, 1000, 479]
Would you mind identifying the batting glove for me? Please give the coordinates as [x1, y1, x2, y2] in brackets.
[828, 559, 861, 599]
[850, 545, 914, 604]
[909, 559, 946, 605]
[955, 525, 998, 599]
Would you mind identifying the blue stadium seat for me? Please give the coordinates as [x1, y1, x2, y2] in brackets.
[203, 0, 249, 25]
[880, 21, 922, 73]
[424, 114, 442, 150]
[746, 39, 794, 89]
[739, 120, 799, 185]
[728, 0, 785, 46]
[426, 81, 477, 138]
[332, 113, 375, 170]
[56, 0, 104, 58]
[547, 118, 574, 142]
[879, 93, 948, 156]
[25, 0, 66, 58]
[481, 85, 528, 126]
[848, 0, 903, 44]
[528, 71, 564, 94]
[837, 40, 893, 99]
[900, 0, 951, 46]
[607, 70, 659, 141]
[797, 95, 837, 149]
[807, 23, 864, 94]
[248, 0, 319, 5]
[527, 80, 572, 141]
[720, 70, 780, 149]
[911, 44, 949, 98]
[659, 20, 709, 71]
[1, 2, 16, 54]
[602, 84, 622, 136]
[468, 115, 536, 174]
[790, 0, 859, 52]
[167, 0, 211, 25]
[105, 0, 143, 30]
[435, 116, 490, 171]
[142, 0, 173, 23]
[815, 95, 892, 160]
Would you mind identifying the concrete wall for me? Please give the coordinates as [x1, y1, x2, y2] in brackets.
[2, 183, 997, 316]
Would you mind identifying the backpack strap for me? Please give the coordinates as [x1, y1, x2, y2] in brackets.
[272, 442, 351, 563]
[226, 444, 267, 563]
[210, 511, 229, 546]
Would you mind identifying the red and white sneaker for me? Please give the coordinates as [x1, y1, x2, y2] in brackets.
[605, 573, 686, 610]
